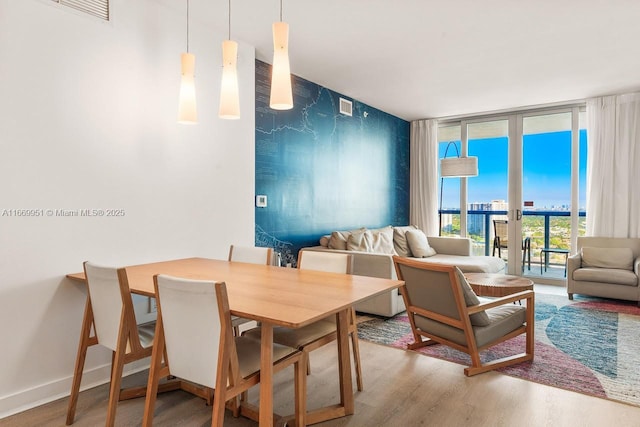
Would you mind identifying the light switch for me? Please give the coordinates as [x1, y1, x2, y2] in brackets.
[256, 195, 267, 208]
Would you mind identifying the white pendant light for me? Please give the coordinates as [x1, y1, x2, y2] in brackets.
[219, 0, 240, 119]
[269, 0, 293, 110]
[178, 0, 197, 124]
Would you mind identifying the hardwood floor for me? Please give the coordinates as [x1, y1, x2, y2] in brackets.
[3, 332, 640, 427]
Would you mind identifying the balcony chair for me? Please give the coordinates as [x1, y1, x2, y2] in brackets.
[393, 256, 535, 376]
[243, 250, 364, 391]
[66, 262, 181, 427]
[492, 219, 531, 272]
[142, 275, 305, 427]
[228, 245, 273, 335]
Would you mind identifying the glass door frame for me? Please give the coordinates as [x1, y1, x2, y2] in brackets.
[441, 104, 585, 279]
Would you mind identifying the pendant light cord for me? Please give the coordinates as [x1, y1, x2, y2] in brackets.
[186, 0, 190, 52]
[228, 0, 231, 40]
[280, 0, 283, 21]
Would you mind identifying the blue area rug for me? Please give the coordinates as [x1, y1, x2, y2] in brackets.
[357, 292, 640, 407]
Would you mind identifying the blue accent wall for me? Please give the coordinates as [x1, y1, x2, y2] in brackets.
[255, 59, 410, 266]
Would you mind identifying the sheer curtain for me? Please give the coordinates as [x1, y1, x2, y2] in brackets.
[410, 119, 439, 236]
[586, 93, 640, 238]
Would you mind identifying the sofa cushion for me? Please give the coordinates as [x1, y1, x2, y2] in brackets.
[393, 225, 418, 257]
[406, 229, 436, 258]
[573, 267, 638, 286]
[455, 268, 490, 326]
[369, 226, 396, 254]
[416, 254, 506, 274]
[581, 247, 634, 270]
[347, 229, 373, 252]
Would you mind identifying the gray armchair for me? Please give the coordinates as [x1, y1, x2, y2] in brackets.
[567, 237, 640, 304]
[393, 256, 534, 376]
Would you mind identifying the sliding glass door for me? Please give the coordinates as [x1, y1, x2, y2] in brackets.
[438, 107, 586, 281]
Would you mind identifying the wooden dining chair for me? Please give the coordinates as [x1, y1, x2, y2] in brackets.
[142, 275, 306, 427]
[66, 261, 180, 427]
[393, 256, 535, 376]
[228, 245, 274, 336]
[228, 244, 273, 265]
[243, 250, 364, 391]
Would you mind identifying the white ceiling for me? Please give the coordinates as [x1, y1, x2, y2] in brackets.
[199, 0, 640, 121]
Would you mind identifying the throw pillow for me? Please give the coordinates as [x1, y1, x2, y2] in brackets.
[393, 225, 418, 257]
[581, 247, 634, 270]
[454, 268, 490, 327]
[405, 229, 436, 258]
[328, 231, 349, 250]
[370, 226, 396, 254]
[319, 235, 331, 247]
[347, 229, 373, 252]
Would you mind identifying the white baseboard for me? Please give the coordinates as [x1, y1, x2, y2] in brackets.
[0, 359, 150, 420]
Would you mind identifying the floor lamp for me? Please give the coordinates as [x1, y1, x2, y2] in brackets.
[439, 141, 478, 235]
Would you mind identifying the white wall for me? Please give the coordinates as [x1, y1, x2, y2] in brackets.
[0, 0, 256, 417]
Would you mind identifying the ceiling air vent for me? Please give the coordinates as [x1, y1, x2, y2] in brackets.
[53, 0, 110, 21]
[339, 98, 353, 116]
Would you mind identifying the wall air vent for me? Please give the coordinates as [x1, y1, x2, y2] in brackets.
[339, 98, 353, 116]
[53, 0, 110, 21]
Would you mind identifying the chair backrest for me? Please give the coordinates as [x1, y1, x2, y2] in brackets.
[228, 245, 273, 265]
[393, 258, 463, 321]
[297, 250, 353, 274]
[577, 236, 640, 259]
[83, 261, 129, 352]
[493, 220, 508, 246]
[154, 275, 228, 389]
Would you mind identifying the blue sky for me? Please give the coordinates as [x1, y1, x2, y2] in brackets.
[440, 130, 587, 210]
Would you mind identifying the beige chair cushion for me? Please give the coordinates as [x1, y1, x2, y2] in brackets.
[393, 225, 418, 257]
[455, 268, 490, 326]
[581, 247, 634, 270]
[414, 304, 526, 348]
[235, 336, 298, 378]
[406, 229, 436, 258]
[573, 267, 638, 286]
[136, 321, 156, 349]
[243, 319, 336, 349]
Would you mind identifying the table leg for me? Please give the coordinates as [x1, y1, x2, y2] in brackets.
[260, 323, 274, 427]
[336, 309, 354, 414]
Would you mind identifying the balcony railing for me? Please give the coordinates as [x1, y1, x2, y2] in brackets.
[439, 209, 587, 275]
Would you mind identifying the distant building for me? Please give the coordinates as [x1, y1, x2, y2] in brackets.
[468, 200, 508, 238]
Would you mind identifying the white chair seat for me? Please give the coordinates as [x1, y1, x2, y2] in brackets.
[244, 318, 336, 349]
[235, 336, 299, 378]
[136, 321, 156, 349]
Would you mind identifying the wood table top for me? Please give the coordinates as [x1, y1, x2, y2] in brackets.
[464, 272, 534, 298]
[67, 257, 404, 329]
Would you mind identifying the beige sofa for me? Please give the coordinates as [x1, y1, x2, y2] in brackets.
[567, 236, 640, 304]
[301, 226, 505, 317]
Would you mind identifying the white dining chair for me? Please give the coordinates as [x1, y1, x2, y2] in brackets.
[244, 250, 364, 391]
[228, 244, 273, 265]
[66, 262, 180, 427]
[142, 275, 306, 427]
[228, 245, 273, 335]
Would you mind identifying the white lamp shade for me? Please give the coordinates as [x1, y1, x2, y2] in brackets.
[178, 53, 197, 124]
[219, 40, 240, 119]
[269, 21, 293, 110]
[440, 156, 478, 177]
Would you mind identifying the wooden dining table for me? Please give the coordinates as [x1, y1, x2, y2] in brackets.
[67, 257, 404, 426]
